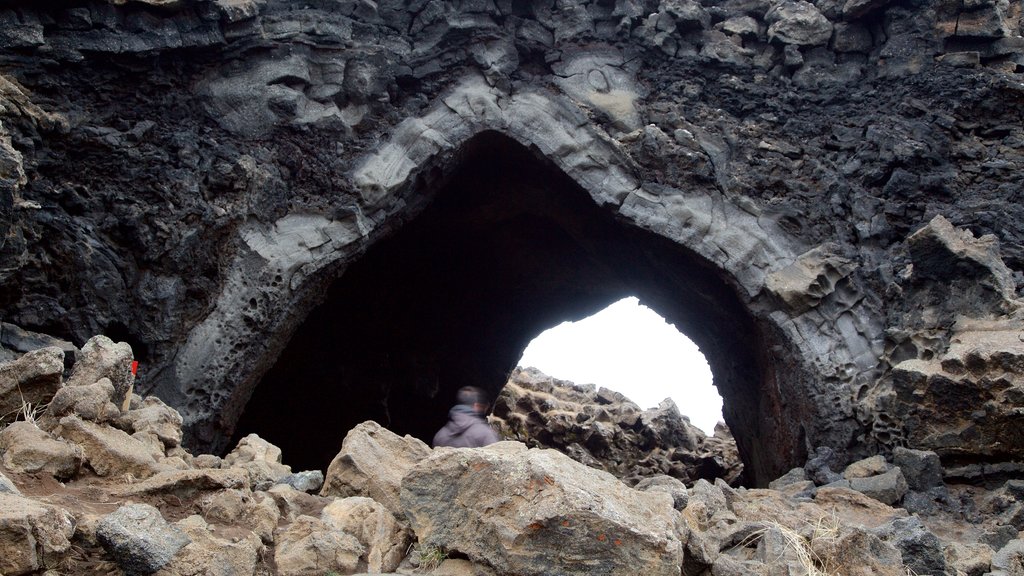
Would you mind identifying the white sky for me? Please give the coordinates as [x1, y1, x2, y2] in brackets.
[517, 297, 723, 435]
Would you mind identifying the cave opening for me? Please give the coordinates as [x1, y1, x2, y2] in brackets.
[236, 131, 771, 484]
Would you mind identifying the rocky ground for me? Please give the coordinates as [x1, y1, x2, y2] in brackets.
[1, 336, 1023, 575]
[492, 366, 744, 486]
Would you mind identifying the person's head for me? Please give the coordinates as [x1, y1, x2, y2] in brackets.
[456, 386, 490, 414]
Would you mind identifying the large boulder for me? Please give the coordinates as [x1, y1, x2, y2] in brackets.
[400, 441, 683, 576]
[97, 503, 191, 576]
[321, 496, 411, 573]
[0, 420, 83, 479]
[0, 493, 75, 576]
[54, 414, 165, 479]
[766, 0, 834, 46]
[41, 378, 121, 428]
[0, 346, 64, 418]
[274, 515, 364, 576]
[222, 433, 292, 490]
[320, 420, 431, 516]
[155, 515, 263, 576]
[67, 335, 135, 410]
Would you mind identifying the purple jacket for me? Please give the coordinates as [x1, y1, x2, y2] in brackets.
[432, 405, 500, 448]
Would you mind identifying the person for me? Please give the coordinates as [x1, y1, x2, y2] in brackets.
[432, 385, 501, 448]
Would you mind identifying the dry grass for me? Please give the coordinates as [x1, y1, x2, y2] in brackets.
[0, 386, 48, 431]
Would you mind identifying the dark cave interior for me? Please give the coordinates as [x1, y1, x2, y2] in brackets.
[235, 131, 780, 485]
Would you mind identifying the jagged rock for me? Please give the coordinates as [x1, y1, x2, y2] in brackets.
[812, 487, 908, 528]
[116, 396, 184, 451]
[67, 336, 134, 411]
[115, 468, 249, 500]
[848, 468, 908, 505]
[0, 420, 83, 479]
[401, 442, 683, 576]
[199, 488, 280, 544]
[765, 243, 856, 313]
[634, 474, 690, 510]
[55, 414, 165, 479]
[0, 493, 75, 576]
[842, 0, 893, 20]
[97, 503, 190, 576]
[492, 368, 742, 485]
[843, 454, 889, 479]
[320, 420, 431, 516]
[872, 516, 949, 576]
[274, 515, 364, 576]
[278, 470, 324, 493]
[222, 433, 291, 490]
[768, 467, 809, 489]
[809, 527, 906, 575]
[41, 378, 120, 428]
[981, 480, 1024, 530]
[944, 541, 993, 576]
[321, 497, 411, 573]
[0, 346, 64, 419]
[155, 515, 263, 576]
[766, 1, 834, 46]
[990, 539, 1024, 575]
[805, 446, 843, 485]
[0, 468, 20, 494]
[891, 447, 944, 491]
[268, 483, 329, 523]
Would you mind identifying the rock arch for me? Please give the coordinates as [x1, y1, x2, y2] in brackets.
[164, 73, 877, 485]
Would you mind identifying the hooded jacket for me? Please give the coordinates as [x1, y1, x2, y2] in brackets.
[432, 404, 500, 448]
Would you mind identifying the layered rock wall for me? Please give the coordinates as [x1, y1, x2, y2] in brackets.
[0, 0, 1022, 483]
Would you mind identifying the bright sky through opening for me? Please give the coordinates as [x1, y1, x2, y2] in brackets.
[517, 297, 723, 435]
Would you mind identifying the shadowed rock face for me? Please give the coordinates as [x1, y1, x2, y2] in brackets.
[1, 0, 1023, 486]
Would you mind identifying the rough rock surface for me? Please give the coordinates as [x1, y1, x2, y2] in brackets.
[401, 442, 683, 576]
[0, 351, 1019, 576]
[320, 421, 431, 517]
[1, 0, 1023, 487]
[492, 367, 744, 485]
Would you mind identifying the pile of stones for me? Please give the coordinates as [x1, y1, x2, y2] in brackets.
[491, 366, 744, 486]
[1, 335, 1022, 575]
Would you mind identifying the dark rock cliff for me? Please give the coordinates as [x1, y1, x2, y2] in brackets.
[0, 0, 1022, 485]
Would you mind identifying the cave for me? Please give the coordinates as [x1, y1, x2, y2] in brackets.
[236, 131, 773, 484]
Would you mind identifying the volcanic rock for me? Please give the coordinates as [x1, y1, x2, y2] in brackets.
[401, 442, 683, 576]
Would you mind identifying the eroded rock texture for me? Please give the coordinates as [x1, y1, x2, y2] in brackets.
[0, 0, 1023, 485]
[491, 367, 744, 486]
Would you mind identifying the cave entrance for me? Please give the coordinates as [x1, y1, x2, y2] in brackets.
[236, 131, 772, 484]
[517, 296, 722, 435]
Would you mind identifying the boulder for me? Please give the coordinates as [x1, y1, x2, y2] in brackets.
[891, 447, 944, 491]
[0, 420, 83, 479]
[97, 503, 190, 576]
[67, 335, 135, 410]
[41, 378, 120, 429]
[116, 396, 184, 451]
[848, 467, 908, 505]
[274, 515, 364, 576]
[320, 420, 431, 516]
[268, 483, 330, 523]
[278, 470, 324, 493]
[766, 0, 834, 46]
[768, 467, 809, 489]
[0, 346, 64, 418]
[321, 496, 411, 573]
[634, 474, 690, 510]
[943, 541, 993, 576]
[871, 516, 948, 576]
[843, 455, 889, 479]
[810, 526, 906, 576]
[155, 515, 263, 576]
[805, 446, 843, 485]
[0, 493, 75, 576]
[199, 488, 280, 544]
[990, 539, 1024, 576]
[0, 468, 20, 494]
[981, 480, 1024, 530]
[400, 442, 682, 576]
[54, 414, 165, 479]
[115, 468, 249, 499]
[222, 433, 292, 490]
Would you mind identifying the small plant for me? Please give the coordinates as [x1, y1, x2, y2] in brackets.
[418, 545, 448, 571]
